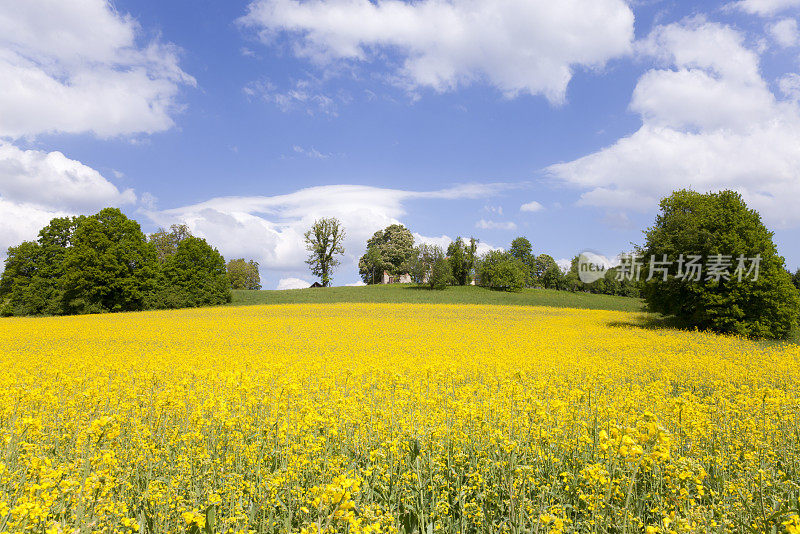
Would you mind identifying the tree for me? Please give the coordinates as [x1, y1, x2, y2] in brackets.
[358, 247, 384, 285]
[409, 244, 452, 289]
[793, 268, 800, 290]
[149, 224, 192, 262]
[641, 189, 799, 339]
[153, 237, 232, 308]
[62, 208, 158, 314]
[0, 241, 45, 316]
[533, 254, 564, 289]
[227, 259, 261, 290]
[465, 237, 478, 284]
[0, 216, 86, 316]
[359, 224, 414, 283]
[447, 238, 468, 285]
[429, 252, 454, 290]
[477, 250, 526, 292]
[304, 218, 346, 287]
[509, 237, 535, 286]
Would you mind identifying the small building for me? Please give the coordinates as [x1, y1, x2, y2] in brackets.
[381, 271, 412, 284]
[309, 281, 323, 288]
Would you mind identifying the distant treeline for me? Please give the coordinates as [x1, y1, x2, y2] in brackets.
[0, 208, 260, 317]
[356, 224, 639, 295]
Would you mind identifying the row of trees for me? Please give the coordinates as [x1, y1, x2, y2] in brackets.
[0, 209, 261, 316]
[350, 223, 636, 294]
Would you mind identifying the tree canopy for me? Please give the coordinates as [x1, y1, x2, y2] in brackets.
[410, 244, 452, 289]
[61, 208, 158, 314]
[1, 210, 231, 316]
[477, 250, 526, 292]
[641, 189, 799, 339]
[304, 217, 346, 287]
[358, 224, 415, 283]
[153, 237, 231, 308]
[149, 224, 192, 262]
[509, 237, 536, 286]
[227, 258, 261, 290]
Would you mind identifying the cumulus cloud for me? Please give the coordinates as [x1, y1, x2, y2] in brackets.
[277, 277, 312, 290]
[0, 143, 136, 258]
[0, 143, 135, 211]
[768, 18, 800, 46]
[238, 0, 634, 103]
[0, 0, 194, 139]
[520, 201, 544, 212]
[555, 258, 572, 272]
[475, 219, 517, 231]
[547, 18, 800, 229]
[145, 183, 509, 283]
[733, 0, 800, 15]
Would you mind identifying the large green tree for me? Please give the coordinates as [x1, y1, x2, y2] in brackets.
[153, 237, 232, 308]
[533, 254, 564, 289]
[62, 208, 158, 314]
[305, 217, 346, 287]
[358, 224, 414, 283]
[358, 247, 383, 285]
[508, 237, 535, 286]
[227, 258, 261, 290]
[641, 189, 799, 339]
[447, 238, 468, 285]
[477, 250, 526, 292]
[0, 216, 86, 316]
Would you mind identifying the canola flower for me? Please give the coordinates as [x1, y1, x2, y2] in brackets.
[0, 302, 799, 533]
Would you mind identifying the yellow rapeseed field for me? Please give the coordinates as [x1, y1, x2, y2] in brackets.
[1, 303, 800, 534]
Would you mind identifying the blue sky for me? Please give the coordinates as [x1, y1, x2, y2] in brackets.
[2, 0, 800, 288]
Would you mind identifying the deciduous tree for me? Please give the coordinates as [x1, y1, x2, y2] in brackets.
[359, 224, 414, 283]
[304, 218, 346, 287]
[62, 208, 158, 314]
[227, 258, 261, 290]
[641, 189, 799, 339]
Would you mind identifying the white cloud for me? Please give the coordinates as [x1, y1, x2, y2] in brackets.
[145, 183, 508, 282]
[412, 233, 454, 250]
[520, 200, 544, 212]
[0, 142, 136, 259]
[0, 0, 194, 139]
[483, 205, 503, 215]
[345, 280, 366, 286]
[0, 200, 70, 259]
[292, 145, 332, 159]
[238, 0, 634, 103]
[0, 143, 135, 211]
[556, 258, 571, 272]
[733, 0, 800, 15]
[244, 78, 339, 116]
[768, 18, 800, 47]
[277, 277, 312, 290]
[475, 219, 517, 231]
[547, 18, 800, 229]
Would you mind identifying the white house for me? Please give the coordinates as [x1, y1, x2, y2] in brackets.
[381, 271, 412, 284]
